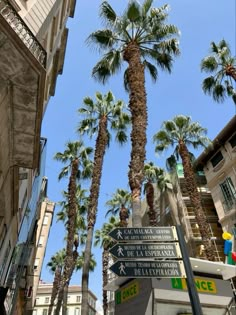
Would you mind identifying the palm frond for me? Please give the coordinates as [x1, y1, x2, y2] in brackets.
[143, 60, 157, 82]
[87, 29, 116, 49]
[126, 1, 141, 22]
[100, 1, 117, 25]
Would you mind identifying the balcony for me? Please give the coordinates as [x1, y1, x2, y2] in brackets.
[0, 0, 46, 68]
[0, 0, 46, 170]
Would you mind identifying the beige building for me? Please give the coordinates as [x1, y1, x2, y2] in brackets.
[33, 283, 97, 315]
[25, 197, 55, 315]
[195, 115, 236, 252]
[0, 1, 76, 314]
[170, 163, 225, 261]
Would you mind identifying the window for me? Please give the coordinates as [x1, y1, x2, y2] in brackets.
[38, 236, 44, 247]
[229, 133, 236, 148]
[34, 258, 40, 270]
[220, 177, 236, 210]
[42, 310, 48, 315]
[211, 151, 223, 167]
[43, 215, 49, 225]
[74, 308, 80, 315]
[76, 295, 81, 303]
[45, 297, 49, 303]
[232, 224, 236, 239]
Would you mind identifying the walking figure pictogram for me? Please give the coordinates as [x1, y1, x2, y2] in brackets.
[117, 245, 124, 256]
[116, 229, 123, 239]
[119, 262, 126, 275]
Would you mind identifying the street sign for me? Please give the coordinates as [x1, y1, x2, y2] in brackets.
[109, 260, 186, 278]
[108, 227, 177, 242]
[109, 242, 181, 259]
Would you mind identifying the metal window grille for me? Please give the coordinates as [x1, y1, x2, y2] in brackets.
[220, 177, 236, 211]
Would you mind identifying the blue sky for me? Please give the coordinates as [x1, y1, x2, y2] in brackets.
[41, 0, 235, 306]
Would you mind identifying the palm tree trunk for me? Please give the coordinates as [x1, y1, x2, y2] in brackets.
[81, 118, 108, 315]
[62, 283, 69, 315]
[55, 250, 78, 314]
[159, 190, 165, 226]
[54, 159, 78, 314]
[48, 268, 61, 315]
[119, 206, 129, 227]
[225, 65, 236, 80]
[124, 42, 147, 228]
[146, 181, 157, 226]
[166, 188, 180, 226]
[102, 249, 109, 315]
[179, 140, 215, 261]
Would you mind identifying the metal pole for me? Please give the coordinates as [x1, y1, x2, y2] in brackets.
[176, 225, 203, 315]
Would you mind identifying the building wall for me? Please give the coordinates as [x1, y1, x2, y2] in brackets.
[25, 199, 55, 313]
[33, 284, 97, 315]
[13, 0, 75, 113]
[173, 164, 224, 261]
[201, 132, 236, 250]
[0, 1, 76, 312]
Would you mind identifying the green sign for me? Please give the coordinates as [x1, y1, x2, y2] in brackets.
[171, 277, 217, 294]
[116, 281, 139, 305]
[109, 227, 178, 242]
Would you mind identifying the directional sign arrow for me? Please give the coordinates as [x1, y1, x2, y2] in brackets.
[109, 260, 185, 278]
[109, 242, 182, 259]
[108, 227, 177, 242]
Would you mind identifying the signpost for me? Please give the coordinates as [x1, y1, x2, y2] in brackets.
[108, 225, 203, 315]
[108, 227, 178, 242]
[109, 242, 181, 259]
[109, 260, 185, 278]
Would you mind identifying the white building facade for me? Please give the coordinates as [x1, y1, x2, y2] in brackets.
[33, 283, 97, 315]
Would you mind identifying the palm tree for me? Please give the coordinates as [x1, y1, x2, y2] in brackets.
[47, 249, 96, 315]
[56, 185, 88, 233]
[77, 91, 130, 314]
[153, 115, 216, 261]
[55, 186, 89, 315]
[143, 162, 161, 226]
[47, 249, 65, 315]
[53, 141, 93, 314]
[105, 188, 131, 227]
[155, 165, 181, 226]
[87, 0, 180, 228]
[94, 216, 120, 315]
[201, 39, 236, 105]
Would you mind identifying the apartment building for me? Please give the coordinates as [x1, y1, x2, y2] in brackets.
[0, 1, 76, 314]
[171, 163, 225, 261]
[33, 283, 97, 315]
[25, 197, 55, 315]
[195, 115, 236, 251]
[1, 138, 55, 315]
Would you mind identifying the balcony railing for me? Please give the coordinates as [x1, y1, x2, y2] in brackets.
[0, 0, 46, 67]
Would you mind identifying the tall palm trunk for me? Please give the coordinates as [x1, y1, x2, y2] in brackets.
[62, 283, 69, 315]
[146, 181, 157, 226]
[81, 118, 108, 315]
[119, 205, 129, 227]
[159, 190, 166, 226]
[124, 42, 147, 228]
[48, 267, 62, 315]
[166, 188, 180, 226]
[54, 159, 78, 314]
[178, 140, 215, 261]
[225, 65, 236, 80]
[102, 248, 109, 315]
[55, 250, 78, 314]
